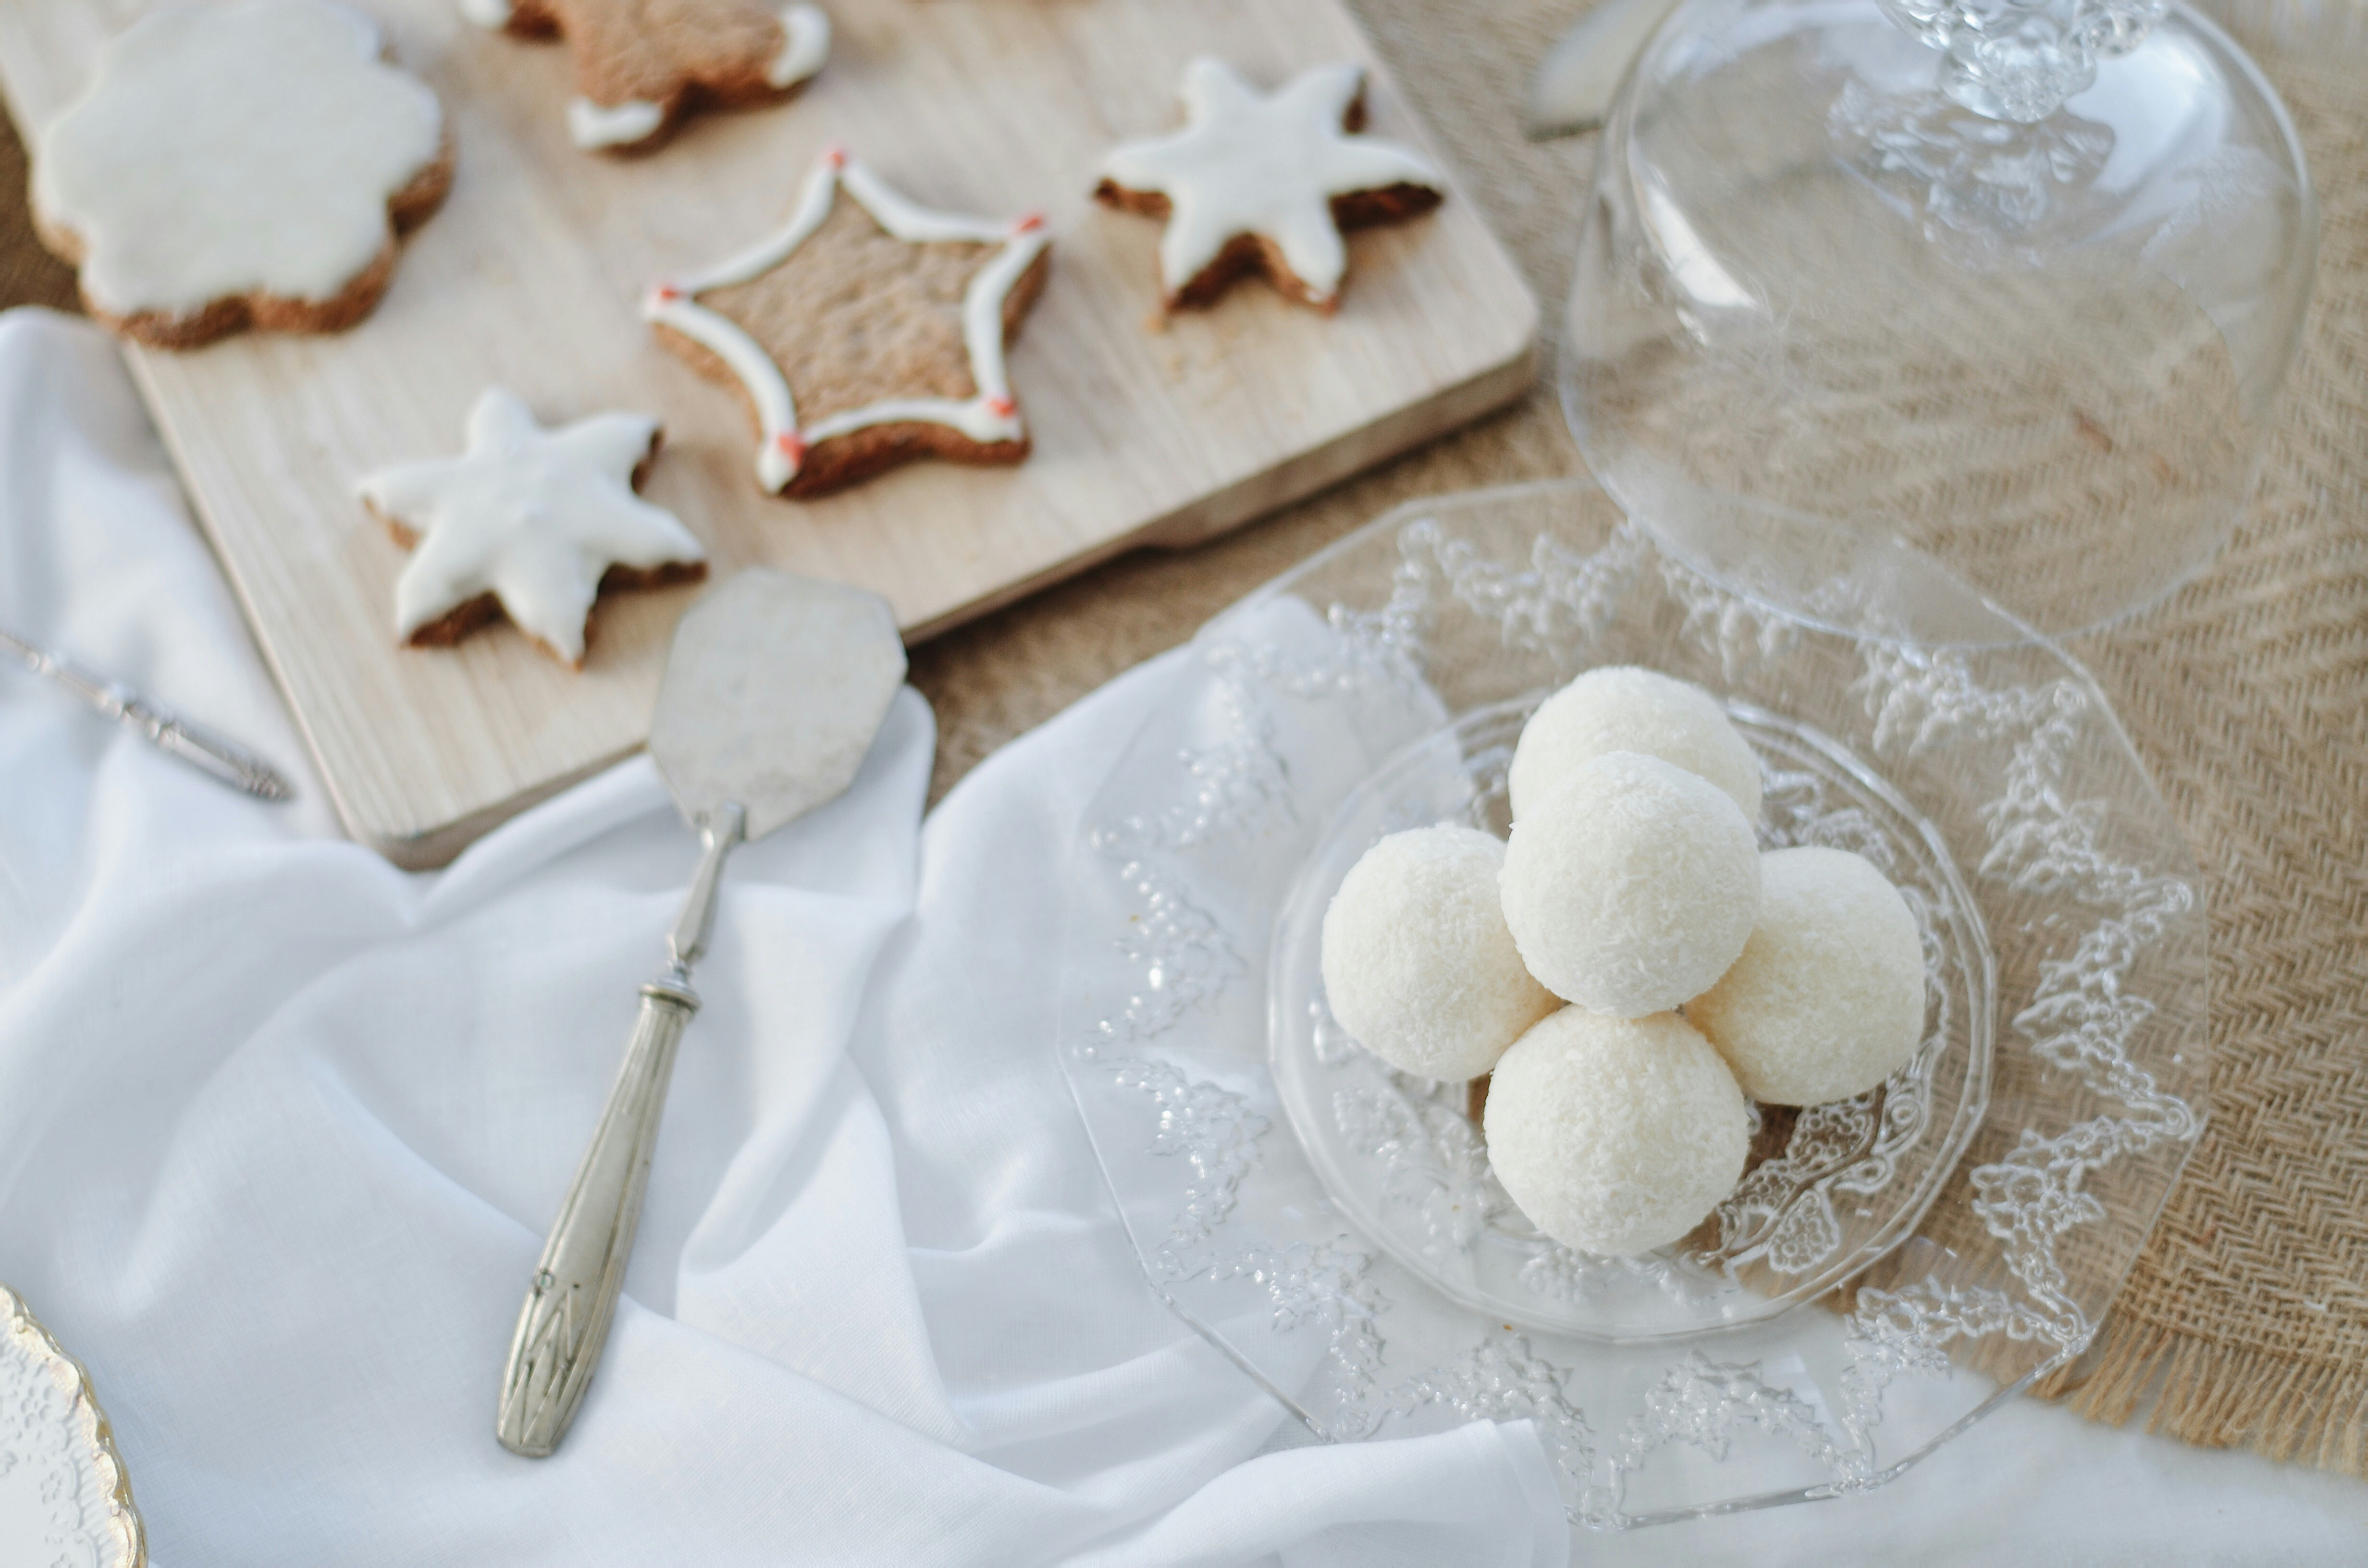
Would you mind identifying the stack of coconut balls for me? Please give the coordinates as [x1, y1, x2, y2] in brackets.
[1319, 667, 1927, 1258]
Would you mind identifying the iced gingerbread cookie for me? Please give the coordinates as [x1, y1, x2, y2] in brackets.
[462, 0, 830, 152]
[33, 0, 451, 349]
[645, 146, 1052, 498]
[356, 388, 708, 667]
[1094, 58, 1443, 313]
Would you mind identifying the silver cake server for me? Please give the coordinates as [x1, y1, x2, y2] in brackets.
[0, 623, 294, 801]
[495, 567, 906, 1458]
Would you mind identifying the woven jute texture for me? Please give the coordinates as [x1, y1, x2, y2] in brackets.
[2026, 12, 2368, 1472]
[0, 0, 2360, 1473]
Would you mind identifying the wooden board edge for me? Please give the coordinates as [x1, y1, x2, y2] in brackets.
[361, 736, 644, 868]
[118, 343, 396, 850]
[905, 324, 1543, 639]
[333, 331, 1538, 861]
[120, 340, 571, 870]
[149, 270, 1539, 863]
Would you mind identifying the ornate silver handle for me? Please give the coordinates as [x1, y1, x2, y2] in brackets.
[495, 803, 744, 1458]
[0, 624, 294, 801]
[496, 979, 697, 1457]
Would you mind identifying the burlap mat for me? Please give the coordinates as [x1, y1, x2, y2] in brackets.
[1, 0, 2359, 1475]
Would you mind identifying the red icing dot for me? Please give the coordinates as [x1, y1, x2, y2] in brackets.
[653, 284, 682, 303]
[823, 143, 848, 168]
[1012, 211, 1046, 235]
[775, 431, 808, 462]
[985, 394, 1016, 417]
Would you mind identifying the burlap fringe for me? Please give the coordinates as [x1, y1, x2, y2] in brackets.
[2019, 1314, 2368, 1480]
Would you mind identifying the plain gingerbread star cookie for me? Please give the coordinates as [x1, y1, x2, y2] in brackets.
[462, 0, 830, 152]
[1094, 58, 1444, 313]
[645, 146, 1051, 497]
[33, 0, 451, 349]
[357, 388, 709, 667]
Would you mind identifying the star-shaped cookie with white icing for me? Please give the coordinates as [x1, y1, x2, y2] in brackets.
[1095, 58, 1445, 313]
[645, 146, 1051, 497]
[461, 0, 829, 152]
[357, 388, 708, 667]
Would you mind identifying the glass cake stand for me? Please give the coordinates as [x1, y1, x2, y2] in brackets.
[1561, 0, 2318, 640]
[1056, 479, 2206, 1529]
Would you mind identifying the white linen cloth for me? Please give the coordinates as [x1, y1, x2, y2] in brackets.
[2, 309, 2366, 1565]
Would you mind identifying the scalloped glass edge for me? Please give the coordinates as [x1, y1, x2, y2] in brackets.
[1054, 478, 2208, 1531]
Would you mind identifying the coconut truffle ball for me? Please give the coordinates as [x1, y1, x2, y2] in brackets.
[1509, 666, 1762, 823]
[1320, 825, 1560, 1081]
[1688, 846, 1927, 1106]
[1500, 752, 1761, 1017]
[1484, 1007, 1750, 1255]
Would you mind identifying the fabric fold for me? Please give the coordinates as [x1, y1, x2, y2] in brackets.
[0, 309, 1567, 1567]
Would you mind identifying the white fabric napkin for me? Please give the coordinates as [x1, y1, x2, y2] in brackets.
[0, 311, 1568, 1568]
[3, 309, 2366, 1566]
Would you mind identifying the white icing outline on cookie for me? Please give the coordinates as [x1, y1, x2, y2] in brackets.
[457, 0, 512, 27]
[568, 97, 666, 148]
[356, 386, 707, 666]
[643, 146, 1049, 493]
[548, 2, 832, 149]
[34, 0, 445, 320]
[766, 4, 831, 89]
[1098, 57, 1443, 307]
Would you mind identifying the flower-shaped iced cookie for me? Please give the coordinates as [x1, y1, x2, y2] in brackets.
[33, 0, 451, 348]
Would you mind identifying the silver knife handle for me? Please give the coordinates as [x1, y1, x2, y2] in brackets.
[496, 979, 699, 1458]
[118, 693, 296, 802]
[3, 633, 294, 801]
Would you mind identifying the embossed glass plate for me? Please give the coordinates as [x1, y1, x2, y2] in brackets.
[0, 1282, 145, 1567]
[1269, 696, 1995, 1342]
[1056, 479, 2207, 1530]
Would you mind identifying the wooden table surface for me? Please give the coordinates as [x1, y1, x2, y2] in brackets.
[0, 0, 1598, 811]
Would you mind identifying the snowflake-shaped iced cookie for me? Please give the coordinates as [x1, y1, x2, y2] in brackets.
[357, 388, 708, 667]
[33, 0, 451, 348]
[1095, 58, 1444, 312]
[462, 0, 830, 151]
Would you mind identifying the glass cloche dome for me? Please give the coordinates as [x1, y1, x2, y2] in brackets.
[1561, 0, 2318, 639]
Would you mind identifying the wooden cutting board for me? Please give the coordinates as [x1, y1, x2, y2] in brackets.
[0, 0, 1537, 866]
